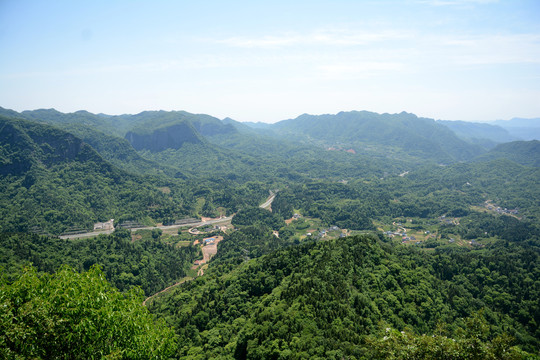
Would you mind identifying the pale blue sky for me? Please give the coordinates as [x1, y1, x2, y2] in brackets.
[1, 0, 539, 122]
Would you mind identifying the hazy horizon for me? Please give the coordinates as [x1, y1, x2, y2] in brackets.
[4, 105, 540, 125]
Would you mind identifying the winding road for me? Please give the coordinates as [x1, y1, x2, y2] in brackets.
[142, 192, 276, 305]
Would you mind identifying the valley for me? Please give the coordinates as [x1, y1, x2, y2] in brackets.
[2, 1, 538, 358]
[1, 108, 539, 359]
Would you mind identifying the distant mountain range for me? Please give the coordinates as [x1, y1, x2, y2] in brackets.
[2, 107, 539, 168]
[1, 106, 540, 234]
[246, 111, 485, 163]
[491, 118, 540, 141]
[437, 120, 518, 149]
[475, 140, 540, 167]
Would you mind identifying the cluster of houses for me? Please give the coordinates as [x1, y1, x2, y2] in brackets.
[487, 205, 519, 215]
[307, 225, 346, 238]
[469, 239, 484, 247]
[190, 224, 228, 235]
[193, 236, 219, 247]
[383, 230, 417, 242]
[484, 200, 519, 216]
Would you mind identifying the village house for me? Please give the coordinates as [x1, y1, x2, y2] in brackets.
[203, 237, 215, 245]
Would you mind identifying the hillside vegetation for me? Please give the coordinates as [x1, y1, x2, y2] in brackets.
[474, 140, 540, 167]
[0, 116, 196, 234]
[268, 111, 485, 162]
[149, 234, 539, 358]
[1, 107, 539, 358]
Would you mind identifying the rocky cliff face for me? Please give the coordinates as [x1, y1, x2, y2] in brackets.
[125, 122, 203, 152]
[190, 120, 236, 137]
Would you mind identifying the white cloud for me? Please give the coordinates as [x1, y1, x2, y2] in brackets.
[217, 29, 411, 49]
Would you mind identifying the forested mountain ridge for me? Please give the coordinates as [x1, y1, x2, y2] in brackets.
[118, 110, 236, 138]
[2, 106, 540, 358]
[6, 108, 120, 136]
[0, 115, 196, 234]
[0, 108, 233, 139]
[125, 121, 205, 152]
[150, 234, 540, 358]
[492, 117, 540, 141]
[0, 107, 181, 176]
[0, 108, 308, 182]
[474, 140, 540, 167]
[2, 107, 488, 165]
[0, 115, 104, 176]
[261, 111, 486, 163]
[67, 124, 181, 177]
[437, 120, 518, 149]
[5, 107, 538, 164]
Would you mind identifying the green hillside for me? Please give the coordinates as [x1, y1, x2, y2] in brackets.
[118, 110, 236, 137]
[1, 264, 177, 359]
[0, 230, 199, 296]
[125, 121, 204, 152]
[474, 140, 540, 167]
[268, 111, 485, 163]
[438, 120, 518, 149]
[0, 108, 180, 177]
[66, 124, 181, 177]
[2, 107, 540, 359]
[150, 234, 539, 358]
[0, 115, 194, 234]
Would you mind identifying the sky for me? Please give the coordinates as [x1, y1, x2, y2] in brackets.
[1, 0, 539, 123]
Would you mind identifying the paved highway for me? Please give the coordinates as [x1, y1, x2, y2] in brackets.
[59, 192, 275, 240]
[259, 191, 276, 210]
[59, 217, 232, 240]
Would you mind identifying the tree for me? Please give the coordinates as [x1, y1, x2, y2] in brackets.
[151, 228, 163, 240]
[0, 265, 177, 359]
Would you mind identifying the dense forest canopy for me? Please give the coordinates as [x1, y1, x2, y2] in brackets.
[149, 234, 539, 358]
[1, 107, 539, 358]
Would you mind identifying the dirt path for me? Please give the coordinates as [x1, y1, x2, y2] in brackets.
[143, 276, 193, 306]
[202, 241, 219, 262]
[143, 236, 223, 306]
[142, 193, 273, 305]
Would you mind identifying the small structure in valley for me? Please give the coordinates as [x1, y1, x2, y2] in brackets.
[203, 237, 215, 245]
[93, 219, 114, 231]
